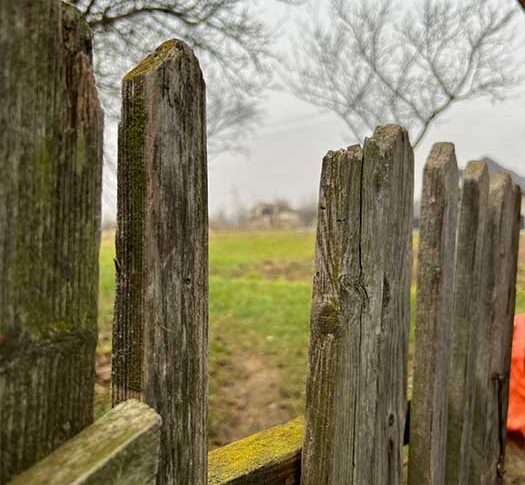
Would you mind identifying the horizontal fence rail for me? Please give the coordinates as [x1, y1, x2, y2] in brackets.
[208, 418, 303, 485]
[208, 409, 417, 485]
[9, 400, 162, 485]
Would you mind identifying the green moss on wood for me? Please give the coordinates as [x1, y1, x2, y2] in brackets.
[119, 85, 147, 394]
[1, 1, 103, 481]
[129, 100, 146, 392]
[317, 299, 341, 334]
[208, 417, 304, 484]
[124, 40, 179, 80]
[9, 400, 161, 485]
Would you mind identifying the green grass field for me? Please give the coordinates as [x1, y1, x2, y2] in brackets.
[96, 230, 525, 447]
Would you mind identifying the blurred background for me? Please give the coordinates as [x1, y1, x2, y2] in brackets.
[76, 0, 525, 474]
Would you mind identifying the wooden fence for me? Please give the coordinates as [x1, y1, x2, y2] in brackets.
[0, 0, 522, 484]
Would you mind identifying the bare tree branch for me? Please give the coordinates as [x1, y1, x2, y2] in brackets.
[75, 0, 305, 153]
[286, 0, 520, 148]
[74, 0, 306, 218]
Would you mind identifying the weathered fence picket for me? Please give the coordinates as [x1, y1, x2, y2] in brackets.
[302, 125, 413, 485]
[112, 40, 208, 485]
[0, 0, 103, 482]
[409, 143, 459, 485]
[469, 174, 521, 483]
[445, 161, 489, 484]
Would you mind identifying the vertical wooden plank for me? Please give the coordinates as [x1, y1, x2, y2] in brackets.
[0, 1, 103, 482]
[301, 145, 362, 485]
[445, 161, 489, 484]
[112, 40, 208, 485]
[408, 143, 458, 485]
[469, 174, 521, 484]
[302, 125, 413, 485]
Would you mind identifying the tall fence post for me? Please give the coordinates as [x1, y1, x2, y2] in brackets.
[445, 161, 489, 484]
[408, 143, 458, 485]
[469, 174, 521, 483]
[112, 40, 208, 484]
[0, 1, 103, 482]
[302, 125, 413, 484]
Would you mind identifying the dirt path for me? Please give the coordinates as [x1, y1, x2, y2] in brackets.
[209, 352, 293, 448]
[96, 346, 294, 448]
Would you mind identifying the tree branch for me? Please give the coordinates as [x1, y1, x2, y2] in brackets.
[287, 0, 520, 148]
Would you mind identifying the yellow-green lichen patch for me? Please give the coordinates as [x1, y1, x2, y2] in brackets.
[124, 39, 180, 80]
[208, 417, 304, 484]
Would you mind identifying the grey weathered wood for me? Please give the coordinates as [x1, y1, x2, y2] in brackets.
[408, 143, 458, 485]
[0, 1, 103, 482]
[469, 174, 521, 484]
[112, 39, 208, 485]
[302, 125, 413, 485]
[9, 400, 162, 485]
[208, 406, 415, 485]
[208, 418, 303, 485]
[445, 161, 489, 485]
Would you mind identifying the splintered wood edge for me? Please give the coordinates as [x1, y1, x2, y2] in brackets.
[208, 418, 304, 484]
[9, 400, 162, 484]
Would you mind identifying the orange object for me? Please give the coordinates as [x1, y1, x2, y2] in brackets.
[507, 314, 525, 437]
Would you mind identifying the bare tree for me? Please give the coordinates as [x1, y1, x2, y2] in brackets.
[286, 0, 521, 147]
[71, 0, 303, 153]
[68, 0, 305, 217]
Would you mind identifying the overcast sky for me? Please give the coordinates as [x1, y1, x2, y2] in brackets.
[102, 0, 525, 221]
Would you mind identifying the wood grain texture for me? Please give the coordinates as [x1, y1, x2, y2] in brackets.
[302, 125, 413, 485]
[9, 400, 162, 485]
[445, 161, 489, 485]
[208, 407, 415, 485]
[469, 174, 521, 484]
[112, 40, 208, 485]
[408, 143, 458, 485]
[0, 1, 103, 482]
[208, 418, 303, 485]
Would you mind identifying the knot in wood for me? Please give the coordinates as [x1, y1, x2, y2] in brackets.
[339, 273, 369, 312]
[312, 299, 341, 335]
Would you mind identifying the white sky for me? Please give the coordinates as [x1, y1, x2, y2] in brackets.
[102, 0, 525, 221]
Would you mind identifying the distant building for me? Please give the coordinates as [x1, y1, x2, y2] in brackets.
[249, 202, 302, 228]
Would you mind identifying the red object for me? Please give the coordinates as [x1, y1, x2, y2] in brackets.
[507, 314, 525, 437]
